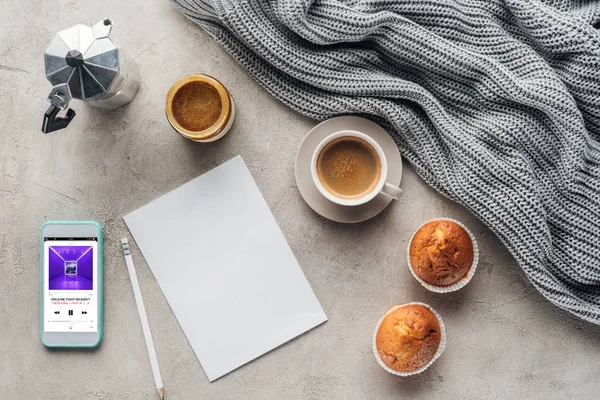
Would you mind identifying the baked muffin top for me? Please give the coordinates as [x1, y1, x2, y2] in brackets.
[376, 304, 441, 372]
[409, 220, 474, 286]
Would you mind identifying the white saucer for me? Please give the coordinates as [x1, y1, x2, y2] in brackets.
[295, 116, 403, 223]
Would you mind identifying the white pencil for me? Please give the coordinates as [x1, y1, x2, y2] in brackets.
[121, 238, 164, 400]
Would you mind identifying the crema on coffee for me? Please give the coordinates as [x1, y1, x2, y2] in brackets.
[165, 74, 235, 142]
[171, 81, 222, 132]
[316, 136, 381, 199]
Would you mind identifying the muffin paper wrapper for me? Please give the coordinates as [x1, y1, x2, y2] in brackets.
[407, 217, 479, 293]
[372, 302, 446, 376]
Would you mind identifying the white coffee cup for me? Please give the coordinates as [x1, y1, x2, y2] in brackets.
[311, 130, 402, 206]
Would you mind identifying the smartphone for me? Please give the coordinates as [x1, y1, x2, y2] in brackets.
[40, 221, 103, 347]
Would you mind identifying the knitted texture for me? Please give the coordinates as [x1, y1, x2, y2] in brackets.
[171, 0, 600, 323]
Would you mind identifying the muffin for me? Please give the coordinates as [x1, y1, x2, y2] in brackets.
[374, 304, 443, 373]
[409, 219, 475, 288]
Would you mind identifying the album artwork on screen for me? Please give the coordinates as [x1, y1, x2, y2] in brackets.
[48, 246, 93, 291]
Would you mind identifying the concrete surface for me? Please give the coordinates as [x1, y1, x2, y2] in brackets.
[1, 1, 600, 399]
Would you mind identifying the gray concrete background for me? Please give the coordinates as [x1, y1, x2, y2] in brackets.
[1, 1, 600, 399]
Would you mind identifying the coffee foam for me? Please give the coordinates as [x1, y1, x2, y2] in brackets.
[172, 81, 222, 132]
[316, 136, 381, 199]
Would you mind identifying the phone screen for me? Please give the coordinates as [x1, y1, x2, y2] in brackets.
[43, 237, 98, 333]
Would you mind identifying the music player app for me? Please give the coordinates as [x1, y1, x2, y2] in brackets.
[43, 237, 98, 332]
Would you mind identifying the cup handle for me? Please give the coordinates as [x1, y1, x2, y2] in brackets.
[381, 182, 402, 200]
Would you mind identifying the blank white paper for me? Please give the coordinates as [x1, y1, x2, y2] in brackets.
[124, 156, 327, 381]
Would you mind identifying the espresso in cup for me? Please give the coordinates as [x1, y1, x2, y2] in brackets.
[171, 81, 222, 132]
[166, 74, 235, 142]
[316, 136, 382, 200]
[311, 130, 402, 206]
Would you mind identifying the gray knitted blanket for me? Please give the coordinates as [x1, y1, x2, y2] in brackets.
[171, 0, 600, 324]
